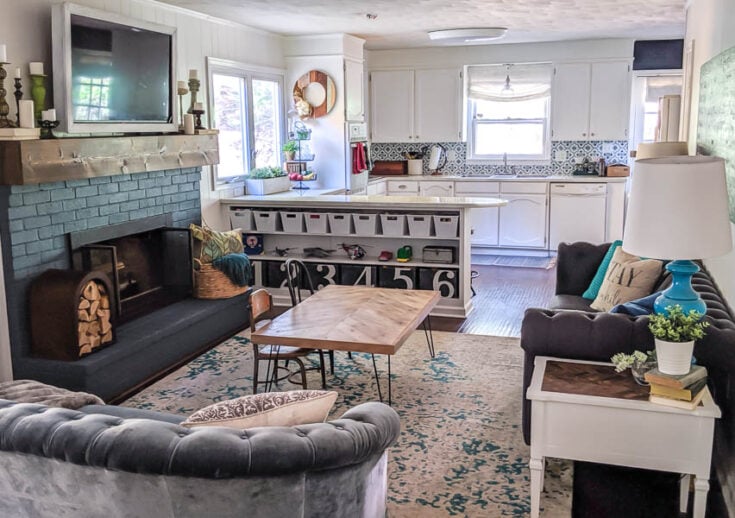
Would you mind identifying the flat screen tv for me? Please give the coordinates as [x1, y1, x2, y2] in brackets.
[52, 3, 177, 134]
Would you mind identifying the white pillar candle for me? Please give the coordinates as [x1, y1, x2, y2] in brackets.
[18, 100, 34, 128]
[14, 67, 20, 79]
[183, 113, 195, 135]
[193, 102, 203, 111]
[29, 62, 44, 75]
[0, 45, 6, 63]
[188, 69, 198, 80]
[177, 80, 187, 90]
[41, 109, 56, 121]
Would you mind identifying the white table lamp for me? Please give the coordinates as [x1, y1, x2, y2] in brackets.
[623, 156, 732, 315]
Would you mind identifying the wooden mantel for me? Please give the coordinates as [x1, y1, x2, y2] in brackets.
[0, 134, 219, 185]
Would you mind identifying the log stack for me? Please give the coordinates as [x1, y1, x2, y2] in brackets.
[30, 269, 116, 361]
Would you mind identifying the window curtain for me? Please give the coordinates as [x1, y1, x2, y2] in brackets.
[467, 63, 552, 102]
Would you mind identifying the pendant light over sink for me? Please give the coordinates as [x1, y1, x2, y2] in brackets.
[428, 27, 508, 44]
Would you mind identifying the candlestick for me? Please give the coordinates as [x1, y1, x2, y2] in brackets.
[187, 77, 200, 114]
[0, 62, 16, 128]
[13, 77, 22, 127]
[38, 119, 59, 139]
[177, 81, 188, 130]
[192, 109, 205, 130]
[30, 74, 45, 122]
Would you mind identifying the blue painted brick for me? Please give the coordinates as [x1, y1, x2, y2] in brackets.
[51, 212, 75, 225]
[66, 179, 90, 187]
[51, 188, 75, 201]
[63, 198, 87, 211]
[185, 191, 200, 201]
[98, 183, 120, 194]
[138, 179, 156, 189]
[40, 181, 67, 190]
[87, 216, 110, 228]
[149, 171, 165, 178]
[75, 186, 98, 198]
[24, 215, 52, 229]
[10, 185, 40, 193]
[147, 206, 164, 216]
[41, 249, 66, 263]
[171, 175, 188, 184]
[13, 254, 43, 271]
[85, 195, 110, 207]
[119, 180, 139, 192]
[187, 172, 202, 183]
[127, 190, 146, 201]
[11, 244, 25, 257]
[165, 169, 180, 177]
[23, 191, 51, 205]
[9, 220, 23, 232]
[162, 185, 178, 195]
[53, 237, 66, 249]
[107, 192, 130, 204]
[139, 198, 156, 209]
[155, 176, 171, 187]
[170, 193, 187, 203]
[146, 187, 163, 197]
[26, 239, 55, 255]
[119, 201, 140, 212]
[180, 200, 198, 210]
[64, 220, 88, 233]
[89, 176, 112, 185]
[129, 208, 149, 220]
[38, 224, 64, 239]
[8, 194, 23, 207]
[109, 213, 130, 224]
[8, 205, 36, 220]
[100, 204, 120, 216]
[76, 207, 99, 219]
[117, 174, 132, 181]
[11, 230, 39, 245]
[36, 201, 64, 215]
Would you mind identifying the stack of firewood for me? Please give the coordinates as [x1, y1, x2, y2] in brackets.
[77, 281, 113, 356]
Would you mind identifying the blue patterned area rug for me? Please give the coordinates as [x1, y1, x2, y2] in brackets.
[122, 331, 572, 517]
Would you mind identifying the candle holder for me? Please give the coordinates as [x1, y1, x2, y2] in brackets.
[192, 109, 205, 130]
[13, 77, 22, 127]
[0, 62, 16, 128]
[38, 119, 60, 139]
[187, 78, 200, 114]
[30, 74, 46, 122]
[177, 84, 189, 131]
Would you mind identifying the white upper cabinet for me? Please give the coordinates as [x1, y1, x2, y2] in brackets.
[552, 61, 631, 141]
[344, 58, 365, 122]
[370, 68, 461, 143]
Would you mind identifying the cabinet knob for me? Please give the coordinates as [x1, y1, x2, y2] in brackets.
[591, 132, 596, 136]
[582, 132, 587, 137]
[415, 135, 419, 139]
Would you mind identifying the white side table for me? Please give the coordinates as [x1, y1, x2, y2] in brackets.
[527, 356, 721, 518]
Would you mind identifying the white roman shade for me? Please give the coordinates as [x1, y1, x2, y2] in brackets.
[467, 63, 552, 102]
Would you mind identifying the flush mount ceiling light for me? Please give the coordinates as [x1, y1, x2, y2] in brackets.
[428, 28, 508, 44]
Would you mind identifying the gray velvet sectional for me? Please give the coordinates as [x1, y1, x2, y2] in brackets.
[0, 400, 400, 518]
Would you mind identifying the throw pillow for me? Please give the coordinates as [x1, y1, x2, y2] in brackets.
[181, 390, 338, 430]
[189, 224, 244, 263]
[582, 240, 623, 300]
[590, 248, 663, 312]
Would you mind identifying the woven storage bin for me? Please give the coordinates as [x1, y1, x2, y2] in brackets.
[193, 259, 250, 299]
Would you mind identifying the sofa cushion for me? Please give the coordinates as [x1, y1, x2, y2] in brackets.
[582, 240, 622, 300]
[590, 248, 663, 311]
[549, 295, 596, 312]
[181, 390, 338, 430]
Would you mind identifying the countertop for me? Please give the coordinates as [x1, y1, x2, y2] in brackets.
[220, 193, 507, 209]
[368, 174, 628, 183]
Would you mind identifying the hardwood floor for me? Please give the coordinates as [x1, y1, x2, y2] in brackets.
[431, 264, 556, 338]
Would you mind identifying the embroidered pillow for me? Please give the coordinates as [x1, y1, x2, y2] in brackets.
[582, 240, 623, 300]
[190, 224, 244, 263]
[590, 248, 663, 312]
[181, 390, 338, 430]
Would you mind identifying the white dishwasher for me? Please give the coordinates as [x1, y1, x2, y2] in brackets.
[549, 182, 607, 250]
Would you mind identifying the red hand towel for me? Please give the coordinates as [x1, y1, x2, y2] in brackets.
[353, 142, 367, 174]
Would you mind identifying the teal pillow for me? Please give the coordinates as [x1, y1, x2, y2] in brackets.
[582, 240, 623, 300]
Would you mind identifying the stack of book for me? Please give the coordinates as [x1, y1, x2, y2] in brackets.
[643, 365, 709, 410]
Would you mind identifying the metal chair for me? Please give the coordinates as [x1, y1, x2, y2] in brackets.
[249, 288, 326, 393]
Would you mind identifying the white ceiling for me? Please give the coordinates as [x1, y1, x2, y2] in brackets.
[159, 0, 687, 50]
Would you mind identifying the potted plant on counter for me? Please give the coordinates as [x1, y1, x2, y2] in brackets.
[282, 140, 298, 161]
[648, 304, 709, 375]
[244, 166, 291, 195]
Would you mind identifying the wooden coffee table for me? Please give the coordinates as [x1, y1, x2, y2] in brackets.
[527, 356, 721, 518]
[250, 285, 440, 404]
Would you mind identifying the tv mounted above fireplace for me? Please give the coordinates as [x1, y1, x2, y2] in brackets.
[52, 2, 178, 134]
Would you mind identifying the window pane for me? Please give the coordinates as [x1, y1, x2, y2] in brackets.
[252, 79, 281, 169]
[474, 98, 548, 119]
[474, 123, 545, 156]
[213, 74, 246, 178]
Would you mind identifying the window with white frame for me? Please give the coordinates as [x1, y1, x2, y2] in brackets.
[208, 58, 285, 184]
[466, 63, 552, 161]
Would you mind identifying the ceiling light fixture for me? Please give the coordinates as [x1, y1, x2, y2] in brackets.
[428, 27, 507, 44]
[366, 13, 378, 20]
[502, 64, 514, 95]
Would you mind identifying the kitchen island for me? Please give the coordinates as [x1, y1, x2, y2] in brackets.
[220, 193, 506, 318]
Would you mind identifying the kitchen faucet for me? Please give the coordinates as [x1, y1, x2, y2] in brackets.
[498, 153, 514, 175]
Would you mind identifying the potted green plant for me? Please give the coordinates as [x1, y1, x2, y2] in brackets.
[244, 166, 290, 195]
[648, 305, 709, 375]
[282, 140, 298, 161]
[610, 350, 656, 385]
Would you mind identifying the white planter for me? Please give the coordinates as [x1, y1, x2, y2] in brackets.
[245, 176, 291, 195]
[655, 338, 695, 375]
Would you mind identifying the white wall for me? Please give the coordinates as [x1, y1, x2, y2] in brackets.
[5, 0, 285, 229]
[686, 0, 735, 309]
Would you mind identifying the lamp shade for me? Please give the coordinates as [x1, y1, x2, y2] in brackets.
[623, 156, 732, 260]
[635, 141, 689, 159]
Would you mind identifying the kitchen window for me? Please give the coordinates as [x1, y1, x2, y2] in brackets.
[466, 63, 552, 162]
[207, 58, 285, 185]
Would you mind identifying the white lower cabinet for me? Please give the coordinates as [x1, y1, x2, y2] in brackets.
[367, 181, 386, 195]
[419, 181, 454, 197]
[470, 205, 499, 246]
[498, 194, 548, 248]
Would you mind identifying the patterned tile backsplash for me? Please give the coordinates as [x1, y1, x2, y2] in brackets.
[371, 141, 629, 176]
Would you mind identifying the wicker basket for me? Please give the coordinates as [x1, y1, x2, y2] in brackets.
[193, 259, 250, 299]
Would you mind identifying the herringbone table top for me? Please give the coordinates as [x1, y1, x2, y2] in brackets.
[251, 285, 440, 355]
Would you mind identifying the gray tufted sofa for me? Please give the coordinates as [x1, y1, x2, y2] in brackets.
[0, 400, 400, 518]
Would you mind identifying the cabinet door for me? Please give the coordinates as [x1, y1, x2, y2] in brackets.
[345, 59, 364, 122]
[419, 181, 454, 197]
[498, 194, 548, 248]
[370, 70, 413, 143]
[552, 63, 591, 140]
[414, 68, 462, 142]
[470, 206, 499, 246]
[589, 61, 631, 140]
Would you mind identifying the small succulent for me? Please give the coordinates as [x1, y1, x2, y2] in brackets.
[611, 350, 654, 373]
[648, 305, 709, 343]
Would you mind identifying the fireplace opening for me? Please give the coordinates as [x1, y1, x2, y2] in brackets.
[71, 215, 193, 324]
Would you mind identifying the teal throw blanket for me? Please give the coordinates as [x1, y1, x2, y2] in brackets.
[212, 253, 252, 286]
